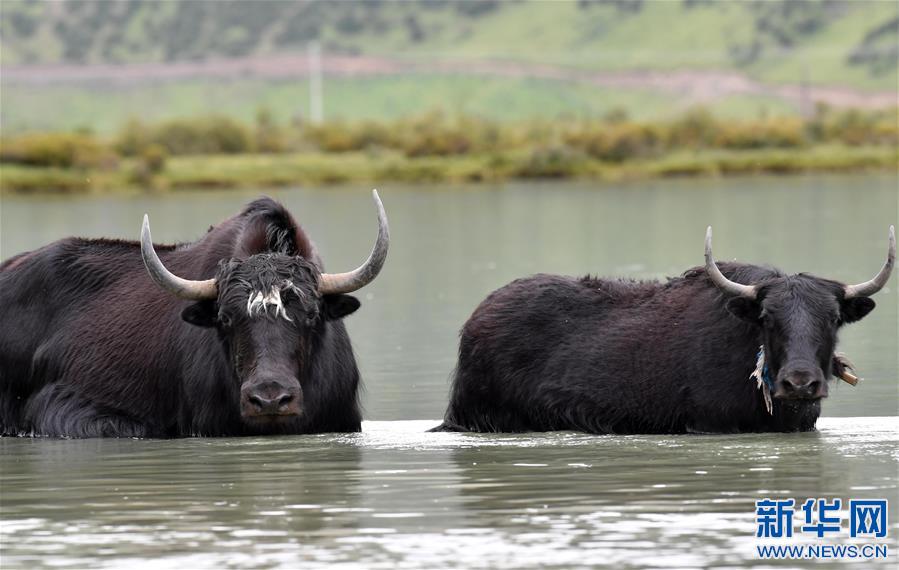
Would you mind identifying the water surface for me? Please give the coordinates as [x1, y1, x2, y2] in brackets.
[1, 418, 897, 568]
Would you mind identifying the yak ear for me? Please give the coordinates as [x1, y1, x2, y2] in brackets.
[841, 297, 875, 324]
[322, 295, 360, 321]
[182, 300, 218, 328]
[726, 297, 762, 323]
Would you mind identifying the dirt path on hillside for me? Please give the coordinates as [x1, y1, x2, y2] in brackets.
[3, 53, 896, 110]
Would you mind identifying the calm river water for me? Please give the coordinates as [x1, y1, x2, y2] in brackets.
[1, 174, 897, 568]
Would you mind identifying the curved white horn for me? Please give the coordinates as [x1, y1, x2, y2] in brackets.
[319, 189, 390, 295]
[845, 225, 895, 298]
[704, 226, 757, 299]
[141, 215, 217, 300]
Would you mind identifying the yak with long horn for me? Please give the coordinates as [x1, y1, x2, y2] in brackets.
[142, 189, 389, 299]
[0, 190, 387, 437]
[433, 224, 894, 435]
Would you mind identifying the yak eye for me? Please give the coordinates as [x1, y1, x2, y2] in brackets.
[220, 313, 233, 328]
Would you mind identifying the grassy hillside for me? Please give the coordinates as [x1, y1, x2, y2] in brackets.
[1, 1, 895, 134]
[4, 75, 803, 134]
[2, 0, 896, 90]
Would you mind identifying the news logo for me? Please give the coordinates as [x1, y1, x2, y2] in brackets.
[755, 498, 889, 560]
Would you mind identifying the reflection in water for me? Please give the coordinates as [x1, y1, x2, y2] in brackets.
[2, 437, 365, 567]
[1, 419, 896, 568]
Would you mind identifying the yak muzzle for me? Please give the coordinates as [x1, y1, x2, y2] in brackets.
[774, 367, 828, 400]
[241, 379, 302, 418]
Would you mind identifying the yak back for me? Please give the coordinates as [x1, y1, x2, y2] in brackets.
[445, 262, 792, 434]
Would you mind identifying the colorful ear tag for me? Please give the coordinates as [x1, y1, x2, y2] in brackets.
[750, 345, 773, 415]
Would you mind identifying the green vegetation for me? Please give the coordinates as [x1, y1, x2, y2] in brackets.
[0, 131, 114, 168]
[1, 76, 781, 134]
[2, 145, 893, 194]
[2, 107, 895, 193]
[2, 2, 894, 135]
[2, 0, 895, 90]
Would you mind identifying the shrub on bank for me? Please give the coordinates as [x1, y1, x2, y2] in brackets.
[2, 106, 896, 186]
[0, 132, 113, 168]
[516, 145, 590, 178]
[115, 118, 151, 156]
[155, 116, 252, 154]
[305, 120, 370, 153]
[564, 123, 665, 162]
[399, 116, 473, 157]
[805, 105, 899, 146]
[130, 143, 169, 186]
[254, 108, 288, 153]
[668, 108, 720, 148]
[715, 119, 805, 149]
[303, 113, 523, 157]
[113, 116, 252, 156]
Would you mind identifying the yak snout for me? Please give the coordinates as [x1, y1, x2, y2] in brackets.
[241, 378, 302, 418]
[774, 366, 828, 400]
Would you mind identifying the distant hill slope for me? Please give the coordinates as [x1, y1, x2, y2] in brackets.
[2, 0, 896, 90]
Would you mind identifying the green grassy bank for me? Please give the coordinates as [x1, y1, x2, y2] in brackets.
[2, 108, 896, 193]
[2, 145, 895, 194]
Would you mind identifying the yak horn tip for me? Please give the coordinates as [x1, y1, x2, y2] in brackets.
[844, 223, 896, 297]
[318, 190, 389, 295]
[140, 212, 217, 300]
[141, 214, 151, 241]
[703, 226, 756, 299]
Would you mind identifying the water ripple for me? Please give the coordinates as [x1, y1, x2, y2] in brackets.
[1, 417, 896, 568]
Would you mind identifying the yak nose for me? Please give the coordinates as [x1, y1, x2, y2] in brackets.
[242, 380, 302, 417]
[248, 392, 294, 413]
[775, 368, 828, 400]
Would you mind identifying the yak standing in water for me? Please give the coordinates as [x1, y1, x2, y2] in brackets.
[0, 191, 389, 438]
[436, 227, 894, 434]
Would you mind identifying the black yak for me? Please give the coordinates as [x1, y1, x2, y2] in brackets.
[0, 191, 389, 438]
[435, 226, 894, 434]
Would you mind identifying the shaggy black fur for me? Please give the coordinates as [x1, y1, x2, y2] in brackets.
[435, 263, 877, 434]
[0, 198, 363, 437]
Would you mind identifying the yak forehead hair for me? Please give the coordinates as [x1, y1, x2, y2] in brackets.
[759, 274, 844, 318]
[217, 253, 321, 321]
[247, 283, 300, 321]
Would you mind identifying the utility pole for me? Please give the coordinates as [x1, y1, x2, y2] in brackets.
[308, 41, 323, 124]
[799, 53, 811, 119]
